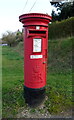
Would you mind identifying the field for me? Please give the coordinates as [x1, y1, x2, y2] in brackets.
[0, 46, 2, 119]
[2, 37, 73, 118]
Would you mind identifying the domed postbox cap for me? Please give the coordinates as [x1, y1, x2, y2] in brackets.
[19, 13, 52, 26]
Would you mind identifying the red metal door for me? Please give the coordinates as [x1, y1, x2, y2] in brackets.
[24, 29, 48, 89]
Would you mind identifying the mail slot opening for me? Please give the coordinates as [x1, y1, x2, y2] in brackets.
[29, 30, 46, 34]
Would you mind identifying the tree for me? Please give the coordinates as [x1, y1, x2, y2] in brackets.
[51, 10, 59, 21]
[50, 1, 74, 21]
[16, 29, 23, 43]
[2, 31, 16, 47]
[58, 2, 74, 20]
[2, 31, 23, 47]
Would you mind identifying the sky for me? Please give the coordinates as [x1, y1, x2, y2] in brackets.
[0, 0, 54, 38]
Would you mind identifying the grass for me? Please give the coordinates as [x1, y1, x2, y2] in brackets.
[2, 46, 26, 118]
[0, 46, 2, 119]
[2, 37, 73, 118]
[45, 37, 73, 114]
[45, 73, 72, 114]
[48, 37, 72, 73]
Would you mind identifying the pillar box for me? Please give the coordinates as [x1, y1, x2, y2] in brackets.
[19, 13, 52, 106]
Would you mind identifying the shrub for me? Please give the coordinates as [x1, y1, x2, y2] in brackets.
[49, 17, 74, 39]
[2, 31, 23, 47]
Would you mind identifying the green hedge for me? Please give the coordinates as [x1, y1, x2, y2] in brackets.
[48, 17, 74, 39]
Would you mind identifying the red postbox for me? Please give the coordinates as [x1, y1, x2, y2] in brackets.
[19, 13, 52, 106]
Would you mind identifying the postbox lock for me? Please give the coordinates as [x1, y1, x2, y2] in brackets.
[43, 61, 47, 64]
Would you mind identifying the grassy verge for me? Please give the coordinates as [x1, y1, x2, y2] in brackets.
[0, 46, 2, 119]
[2, 37, 72, 117]
[45, 37, 73, 114]
[48, 37, 72, 73]
[2, 46, 26, 118]
[45, 73, 72, 114]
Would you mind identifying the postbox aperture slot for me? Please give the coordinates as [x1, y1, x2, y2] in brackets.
[33, 38, 42, 52]
[29, 30, 46, 34]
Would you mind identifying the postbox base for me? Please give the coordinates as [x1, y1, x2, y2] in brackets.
[24, 86, 45, 107]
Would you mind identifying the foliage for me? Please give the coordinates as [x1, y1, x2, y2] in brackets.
[2, 30, 23, 47]
[51, 1, 74, 21]
[15, 30, 23, 43]
[58, 2, 74, 21]
[51, 1, 63, 21]
[48, 37, 73, 74]
[49, 17, 74, 39]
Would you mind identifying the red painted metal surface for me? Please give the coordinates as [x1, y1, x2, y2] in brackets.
[19, 13, 52, 89]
